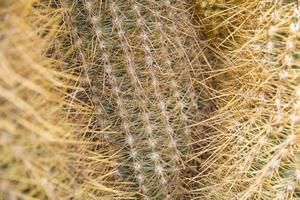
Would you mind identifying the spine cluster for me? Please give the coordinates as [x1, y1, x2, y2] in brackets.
[51, 0, 202, 199]
[194, 1, 300, 199]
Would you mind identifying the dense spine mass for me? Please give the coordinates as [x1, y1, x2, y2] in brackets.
[10, 0, 300, 199]
[51, 0, 203, 199]
[194, 1, 300, 199]
[0, 1, 73, 199]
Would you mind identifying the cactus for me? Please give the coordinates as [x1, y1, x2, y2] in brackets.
[43, 0, 207, 199]
[193, 1, 300, 199]
[9, 0, 300, 199]
[196, 0, 256, 45]
[0, 1, 123, 199]
[0, 1, 72, 199]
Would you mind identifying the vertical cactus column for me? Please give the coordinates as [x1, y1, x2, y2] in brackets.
[47, 0, 204, 199]
[51, 1, 130, 198]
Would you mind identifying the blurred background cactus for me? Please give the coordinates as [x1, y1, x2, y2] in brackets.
[193, 0, 300, 199]
[0, 0, 72, 199]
